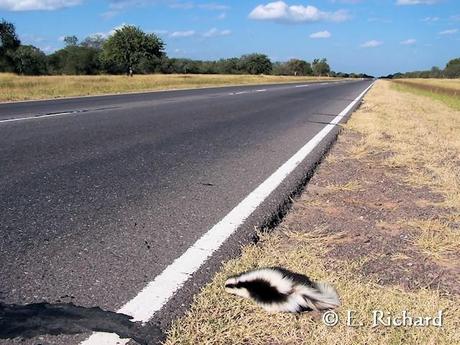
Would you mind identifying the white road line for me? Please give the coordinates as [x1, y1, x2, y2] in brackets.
[0, 112, 74, 124]
[81, 81, 374, 344]
[295, 84, 311, 88]
[255, 89, 267, 92]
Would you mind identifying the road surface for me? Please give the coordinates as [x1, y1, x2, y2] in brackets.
[0, 79, 373, 344]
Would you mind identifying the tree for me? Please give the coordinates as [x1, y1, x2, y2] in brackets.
[286, 59, 312, 76]
[444, 58, 460, 78]
[12, 45, 47, 75]
[429, 66, 442, 78]
[312, 58, 330, 76]
[238, 54, 272, 75]
[63, 35, 78, 47]
[216, 58, 240, 74]
[81, 34, 106, 50]
[102, 25, 165, 75]
[48, 45, 100, 75]
[0, 19, 21, 72]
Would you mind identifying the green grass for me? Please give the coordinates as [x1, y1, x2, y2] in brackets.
[392, 82, 460, 111]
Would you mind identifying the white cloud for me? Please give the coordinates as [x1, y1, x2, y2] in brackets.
[217, 12, 227, 19]
[396, 0, 439, 5]
[101, 10, 119, 19]
[152, 29, 169, 35]
[310, 30, 331, 38]
[360, 40, 383, 48]
[249, 1, 350, 23]
[439, 28, 458, 35]
[0, 0, 81, 11]
[422, 16, 439, 22]
[400, 38, 416, 45]
[170, 30, 196, 38]
[197, 3, 229, 10]
[202, 28, 231, 37]
[84, 23, 134, 39]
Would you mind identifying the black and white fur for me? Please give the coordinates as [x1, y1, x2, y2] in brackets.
[225, 267, 340, 313]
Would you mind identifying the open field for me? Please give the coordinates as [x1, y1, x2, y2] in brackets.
[0, 73, 336, 102]
[394, 78, 460, 92]
[165, 80, 460, 344]
[393, 79, 460, 110]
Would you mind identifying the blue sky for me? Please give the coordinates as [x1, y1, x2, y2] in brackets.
[1, 0, 459, 75]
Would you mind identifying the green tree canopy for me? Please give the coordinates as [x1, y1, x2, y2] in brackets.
[0, 19, 21, 72]
[63, 35, 78, 47]
[81, 34, 106, 50]
[48, 45, 100, 75]
[102, 25, 165, 74]
[444, 58, 460, 78]
[286, 59, 312, 76]
[238, 54, 272, 75]
[312, 58, 331, 76]
[12, 45, 47, 75]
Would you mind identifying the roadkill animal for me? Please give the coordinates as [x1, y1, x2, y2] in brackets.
[225, 267, 340, 313]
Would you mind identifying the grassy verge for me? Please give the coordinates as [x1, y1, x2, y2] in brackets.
[0, 73, 336, 102]
[392, 79, 460, 110]
[164, 80, 460, 344]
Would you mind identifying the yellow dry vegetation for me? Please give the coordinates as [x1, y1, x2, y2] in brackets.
[166, 231, 459, 345]
[392, 79, 460, 110]
[397, 78, 460, 91]
[346, 80, 460, 211]
[0, 73, 335, 102]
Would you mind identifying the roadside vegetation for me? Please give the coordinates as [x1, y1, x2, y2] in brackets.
[165, 80, 460, 344]
[0, 73, 335, 102]
[383, 58, 460, 79]
[392, 79, 460, 110]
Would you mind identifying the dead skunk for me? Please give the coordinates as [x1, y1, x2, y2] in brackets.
[225, 267, 340, 313]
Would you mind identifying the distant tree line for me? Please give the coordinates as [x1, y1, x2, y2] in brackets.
[1, 19, 371, 78]
[382, 58, 460, 79]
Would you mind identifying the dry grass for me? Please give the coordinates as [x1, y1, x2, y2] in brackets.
[396, 78, 460, 92]
[166, 231, 459, 345]
[346, 80, 460, 210]
[346, 80, 459, 260]
[0, 73, 335, 102]
[392, 79, 460, 110]
[407, 219, 460, 260]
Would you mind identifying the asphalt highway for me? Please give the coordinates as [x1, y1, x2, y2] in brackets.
[0, 79, 373, 344]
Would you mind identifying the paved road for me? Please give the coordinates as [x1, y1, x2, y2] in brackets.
[0, 79, 373, 344]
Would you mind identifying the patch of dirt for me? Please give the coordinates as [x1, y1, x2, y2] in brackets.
[280, 128, 460, 297]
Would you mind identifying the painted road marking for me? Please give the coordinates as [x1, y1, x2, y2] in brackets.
[80, 81, 375, 345]
[0, 112, 74, 123]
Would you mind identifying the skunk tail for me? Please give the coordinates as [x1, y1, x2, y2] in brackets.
[299, 282, 340, 311]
